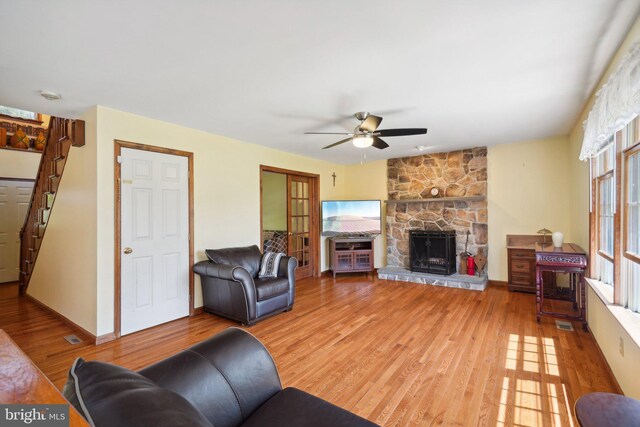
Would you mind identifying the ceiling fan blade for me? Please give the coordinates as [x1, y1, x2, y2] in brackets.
[322, 137, 352, 149]
[359, 115, 383, 132]
[376, 128, 428, 137]
[305, 132, 355, 135]
[372, 136, 389, 150]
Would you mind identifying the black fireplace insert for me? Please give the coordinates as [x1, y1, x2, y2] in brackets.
[409, 230, 456, 275]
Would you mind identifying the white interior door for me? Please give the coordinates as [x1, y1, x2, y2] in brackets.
[120, 148, 189, 335]
[0, 180, 33, 283]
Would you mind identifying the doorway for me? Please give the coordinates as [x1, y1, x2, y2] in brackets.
[114, 140, 194, 337]
[0, 179, 34, 283]
[260, 166, 319, 280]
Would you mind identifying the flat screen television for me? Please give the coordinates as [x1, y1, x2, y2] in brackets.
[321, 200, 381, 237]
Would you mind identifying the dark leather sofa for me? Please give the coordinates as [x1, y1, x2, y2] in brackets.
[63, 328, 378, 427]
[193, 245, 296, 326]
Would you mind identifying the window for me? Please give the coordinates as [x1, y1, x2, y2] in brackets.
[598, 173, 615, 259]
[0, 105, 40, 122]
[622, 122, 640, 313]
[625, 146, 640, 259]
[591, 117, 640, 313]
[593, 142, 615, 286]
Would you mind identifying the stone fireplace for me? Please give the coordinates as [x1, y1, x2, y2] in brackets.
[379, 147, 488, 290]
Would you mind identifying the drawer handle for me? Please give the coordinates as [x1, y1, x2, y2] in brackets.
[516, 264, 526, 269]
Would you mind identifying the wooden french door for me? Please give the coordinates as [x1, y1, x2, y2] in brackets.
[287, 175, 313, 279]
[260, 166, 319, 280]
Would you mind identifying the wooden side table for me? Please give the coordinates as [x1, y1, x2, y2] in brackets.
[575, 392, 640, 427]
[535, 243, 588, 329]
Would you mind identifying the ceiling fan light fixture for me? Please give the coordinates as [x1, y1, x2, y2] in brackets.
[353, 134, 373, 148]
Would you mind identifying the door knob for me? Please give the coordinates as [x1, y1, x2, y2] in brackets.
[123, 247, 133, 254]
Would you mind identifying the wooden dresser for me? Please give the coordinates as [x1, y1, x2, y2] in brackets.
[506, 235, 554, 293]
[0, 329, 89, 426]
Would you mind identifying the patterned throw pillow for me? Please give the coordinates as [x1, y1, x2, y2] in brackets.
[263, 230, 287, 253]
[258, 252, 284, 278]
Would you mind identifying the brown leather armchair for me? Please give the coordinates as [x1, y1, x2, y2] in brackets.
[193, 245, 296, 326]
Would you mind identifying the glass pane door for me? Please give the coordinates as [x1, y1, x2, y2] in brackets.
[288, 175, 312, 279]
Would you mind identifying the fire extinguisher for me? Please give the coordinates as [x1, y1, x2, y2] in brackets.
[467, 255, 475, 276]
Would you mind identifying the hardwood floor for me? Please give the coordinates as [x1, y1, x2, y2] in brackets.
[0, 276, 619, 426]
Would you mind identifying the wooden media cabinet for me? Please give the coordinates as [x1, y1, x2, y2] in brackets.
[328, 236, 375, 278]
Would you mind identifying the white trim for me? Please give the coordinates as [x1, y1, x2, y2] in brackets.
[587, 277, 640, 349]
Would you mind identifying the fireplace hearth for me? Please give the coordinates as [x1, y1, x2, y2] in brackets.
[409, 230, 456, 275]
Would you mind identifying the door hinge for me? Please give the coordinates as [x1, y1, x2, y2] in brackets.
[116, 155, 122, 164]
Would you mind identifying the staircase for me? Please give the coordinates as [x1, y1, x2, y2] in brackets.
[18, 117, 85, 296]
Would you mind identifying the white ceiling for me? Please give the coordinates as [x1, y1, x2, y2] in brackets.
[1, 1, 640, 164]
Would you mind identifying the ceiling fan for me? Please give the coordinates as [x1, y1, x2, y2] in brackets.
[305, 111, 427, 150]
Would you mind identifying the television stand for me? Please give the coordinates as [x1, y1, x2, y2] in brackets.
[328, 236, 374, 278]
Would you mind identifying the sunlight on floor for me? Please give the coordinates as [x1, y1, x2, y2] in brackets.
[497, 334, 569, 427]
[543, 337, 559, 377]
[523, 336, 539, 373]
[506, 334, 519, 370]
[515, 379, 542, 425]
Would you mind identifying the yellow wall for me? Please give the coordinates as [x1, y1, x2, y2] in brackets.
[487, 136, 573, 281]
[343, 160, 388, 268]
[566, 16, 640, 399]
[262, 171, 287, 230]
[94, 106, 345, 335]
[567, 133, 590, 251]
[0, 150, 41, 179]
[27, 107, 98, 335]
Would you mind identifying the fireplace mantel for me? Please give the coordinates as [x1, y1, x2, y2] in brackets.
[385, 196, 485, 204]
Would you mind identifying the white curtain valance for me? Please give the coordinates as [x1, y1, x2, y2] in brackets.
[580, 41, 640, 160]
